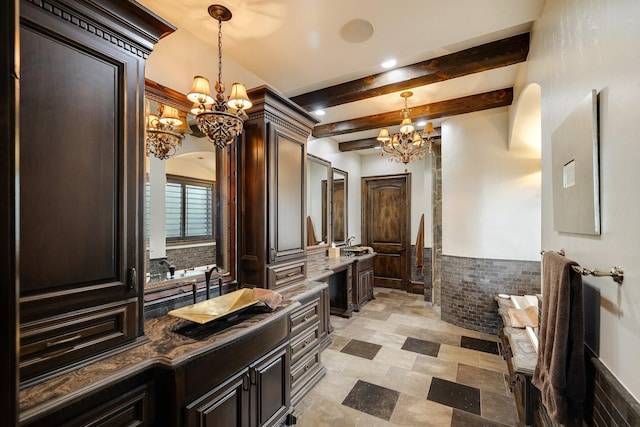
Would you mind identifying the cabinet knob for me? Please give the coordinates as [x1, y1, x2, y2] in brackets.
[303, 340, 309, 347]
[270, 248, 276, 262]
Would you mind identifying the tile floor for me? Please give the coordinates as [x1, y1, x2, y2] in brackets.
[295, 288, 518, 426]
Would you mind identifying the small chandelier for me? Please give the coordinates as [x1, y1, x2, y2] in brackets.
[146, 105, 186, 160]
[377, 91, 435, 164]
[187, 4, 252, 150]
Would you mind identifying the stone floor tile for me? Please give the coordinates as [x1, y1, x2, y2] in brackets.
[390, 393, 453, 426]
[438, 343, 481, 367]
[451, 408, 512, 427]
[342, 380, 400, 421]
[411, 354, 458, 382]
[380, 366, 431, 399]
[481, 388, 519, 425]
[427, 377, 481, 415]
[456, 363, 510, 396]
[374, 345, 418, 370]
[340, 339, 382, 360]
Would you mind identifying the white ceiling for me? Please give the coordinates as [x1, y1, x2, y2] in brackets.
[141, 0, 546, 146]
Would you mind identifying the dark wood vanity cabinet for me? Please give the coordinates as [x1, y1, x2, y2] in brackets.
[288, 295, 325, 407]
[21, 370, 162, 427]
[328, 263, 354, 318]
[238, 86, 318, 290]
[18, 0, 173, 385]
[353, 256, 375, 311]
[178, 313, 291, 427]
[185, 343, 289, 427]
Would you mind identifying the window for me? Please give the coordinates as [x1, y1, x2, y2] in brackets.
[165, 175, 215, 242]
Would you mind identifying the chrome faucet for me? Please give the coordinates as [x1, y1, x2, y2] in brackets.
[159, 259, 175, 277]
[346, 235, 356, 247]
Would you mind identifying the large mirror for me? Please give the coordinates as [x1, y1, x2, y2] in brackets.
[332, 168, 348, 245]
[144, 79, 232, 291]
[306, 154, 331, 250]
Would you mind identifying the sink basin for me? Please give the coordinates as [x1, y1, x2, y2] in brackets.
[343, 246, 368, 256]
[168, 288, 259, 324]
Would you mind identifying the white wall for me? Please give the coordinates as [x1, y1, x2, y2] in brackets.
[528, 0, 640, 399]
[442, 107, 541, 261]
[360, 151, 433, 248]
[307, 138, 362, 244]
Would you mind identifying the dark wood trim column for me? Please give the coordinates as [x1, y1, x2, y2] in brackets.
[0, 0, 19, 424]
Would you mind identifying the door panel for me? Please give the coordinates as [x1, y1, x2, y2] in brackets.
[362, 175, 410, 290]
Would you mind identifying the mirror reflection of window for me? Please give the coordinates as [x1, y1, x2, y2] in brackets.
[165, 175, 215, 242]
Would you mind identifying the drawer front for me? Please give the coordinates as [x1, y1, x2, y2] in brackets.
[291, 350, 320, 391]
[289, 299, 319, 336]
[267, 259, 306, 290]
[357, 257, 374, 272]
[20, 299, 137, 382]
[290, 323, 320, 365]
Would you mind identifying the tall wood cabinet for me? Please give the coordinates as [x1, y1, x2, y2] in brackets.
[238, 86, 317, 290]
[18, 0, 173, 385]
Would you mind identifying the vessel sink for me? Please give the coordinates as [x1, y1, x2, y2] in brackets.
[168, 288, 259, 324]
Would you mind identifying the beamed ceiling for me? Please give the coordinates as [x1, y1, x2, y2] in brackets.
[139, 0, 545, 153]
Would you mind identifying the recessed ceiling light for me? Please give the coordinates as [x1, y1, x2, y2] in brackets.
[416, 120, 426, 127]
[381, 59, 396, 69]
[374, 145, 381, 149]
[314, 109, 325, 116]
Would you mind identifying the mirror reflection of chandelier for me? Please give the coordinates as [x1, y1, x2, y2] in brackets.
[377, 91, 435, 164]
[187, 4, 252, 150]
[146, 105, 186, 160]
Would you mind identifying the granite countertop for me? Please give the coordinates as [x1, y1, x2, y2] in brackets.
[19, 279, 332, 420]
[307, 252, 376, 282]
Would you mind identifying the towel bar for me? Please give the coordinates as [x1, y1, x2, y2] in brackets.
[571, 265, 624, 285]
[540, 249, 565, 256]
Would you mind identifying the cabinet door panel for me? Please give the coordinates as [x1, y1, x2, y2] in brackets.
[252, 344, 289, 427]
[186, 370, 249, 427]
[20, 25, 126, 294]
[268, 123, 306, 262]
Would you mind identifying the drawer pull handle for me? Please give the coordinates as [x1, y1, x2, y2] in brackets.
[304, 364, 310, 371]
[286, 271, 296, 277]
[302, 315, 308, 322]
[38, 347, 74, 362]
[46, 334, 82, 348]
[303, 340, 309, 347]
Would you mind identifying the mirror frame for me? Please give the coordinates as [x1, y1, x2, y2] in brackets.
[331, 167, 348, 246]
[144, 78, 236, 287]
[306, 154, 331, 253]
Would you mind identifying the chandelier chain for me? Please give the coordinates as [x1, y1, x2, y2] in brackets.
[217, 18, 223, 86]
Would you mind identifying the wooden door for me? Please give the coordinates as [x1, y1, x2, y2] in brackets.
[362, 174, 410, 290]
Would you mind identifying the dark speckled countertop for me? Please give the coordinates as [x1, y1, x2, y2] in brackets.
[19, 280, 328, 423]
[306, 252, 376, 282]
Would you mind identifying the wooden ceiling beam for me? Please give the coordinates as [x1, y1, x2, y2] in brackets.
[313, 88, 513, 138]
[291, 33, 528, 112]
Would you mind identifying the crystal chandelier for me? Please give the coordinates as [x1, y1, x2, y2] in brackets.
[377, 91, 435, 164]
[187, 4, 252, 150]
[146, 105, 186, 160]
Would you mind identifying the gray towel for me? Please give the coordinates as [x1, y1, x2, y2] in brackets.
[532, 252, 585, 423]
